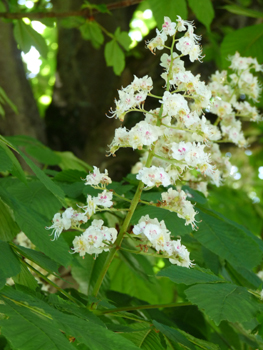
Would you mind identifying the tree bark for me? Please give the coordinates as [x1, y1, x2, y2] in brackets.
[0, 18, 46, 143]
[46, 0, 136, 176]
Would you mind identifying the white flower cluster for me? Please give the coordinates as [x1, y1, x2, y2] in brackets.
[47, 167, 117, 258]
[47, 207, 88, 240]
[84, 166, 112, 186]
[133, 215, 192, 268]
[72, 219, 117, 257]
[81, 190, 113, 218]
[209, 52, 262, 146]
[108, 75, 153, 121]
[161, 188, 197, 229]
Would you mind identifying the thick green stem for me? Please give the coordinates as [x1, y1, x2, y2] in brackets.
[99, 302, 191, 314]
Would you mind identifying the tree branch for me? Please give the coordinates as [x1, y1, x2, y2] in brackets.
[0, 0, 143, 20]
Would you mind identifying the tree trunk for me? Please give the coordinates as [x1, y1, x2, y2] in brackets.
[0, 18, 46, 143]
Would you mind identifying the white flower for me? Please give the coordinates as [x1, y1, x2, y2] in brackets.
[146, 29, 167, 53]
[94, 190, 113, 208]
[162, 16, 176, 36]
[72, 219, 117, 257]
[46, 211, 71, 240]
[85, 166, 112, 186]
[136, 166, 171, 187]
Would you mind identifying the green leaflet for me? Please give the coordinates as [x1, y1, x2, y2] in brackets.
[188, 0, 214, 30]
[153, 321, 196, 350]
[121, 323, 164, 350]
[114, 27, 131, 51]
[13, 20, 48, 58]
[12, 263, 38, 290]
[221, 24, 263, 68]
[0, 186, 71, 267]
[104, 39, 125, 76]
[0, 199, 19, 241]
[157, 265, 225, 285]
[18, 150, 66, 205]
[148, 0, 187, 28]
[71, 252, 110, 297]
[0, 145, 12, 172]
[13, 244, 59, 275]
[185, 283, 260, 326]
[6, 180, 62, 220]
[80, 20, 104, 49]
[222, 4, 263, 18]
[0, 241, 21, 289]
[0, 141, 27, 184]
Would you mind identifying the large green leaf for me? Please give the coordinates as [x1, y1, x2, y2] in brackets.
[0, 287, 141, 350]
[195, 208, 262, 269]
[148, 0, 187, 28]
[104, 39, 125, 76]
[153, 321, 195, 350]
[0, 145, 12, 172]
[71, 252, 110, 296]
[185, 283, 260, 326]
[121, 323, 164, 350]
[109, 256, 175, 305]
[7, 180, 62, 220]
[0, 199, 19, 241]
[13, 244, 59, 274]
[221, 24, 263, 68]
[0, 288, 76, 350]
[19, 150, 65, 205]
[0, 141, 27, 184]
[12, 263, 38, 290]
[158, 265, 225, 285]
[0, 186, 71, 267]
[0, 241, 21, 289]
[188, 0, 214, 29]
[131, 205, 192, 236]
[80, 20, 104, 48]
[222, 4, 263, 18]
[13, 20, 48, 58]
[114, 27, 131, 51]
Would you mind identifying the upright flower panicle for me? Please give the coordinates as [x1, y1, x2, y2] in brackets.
[46, 16, 262, 270]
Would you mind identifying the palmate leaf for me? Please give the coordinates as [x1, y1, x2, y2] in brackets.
[185, 283, 261, 326]
[195, 207, 262, 269]
[157, 265, 225, 285]
[0, 287, 141, 350]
